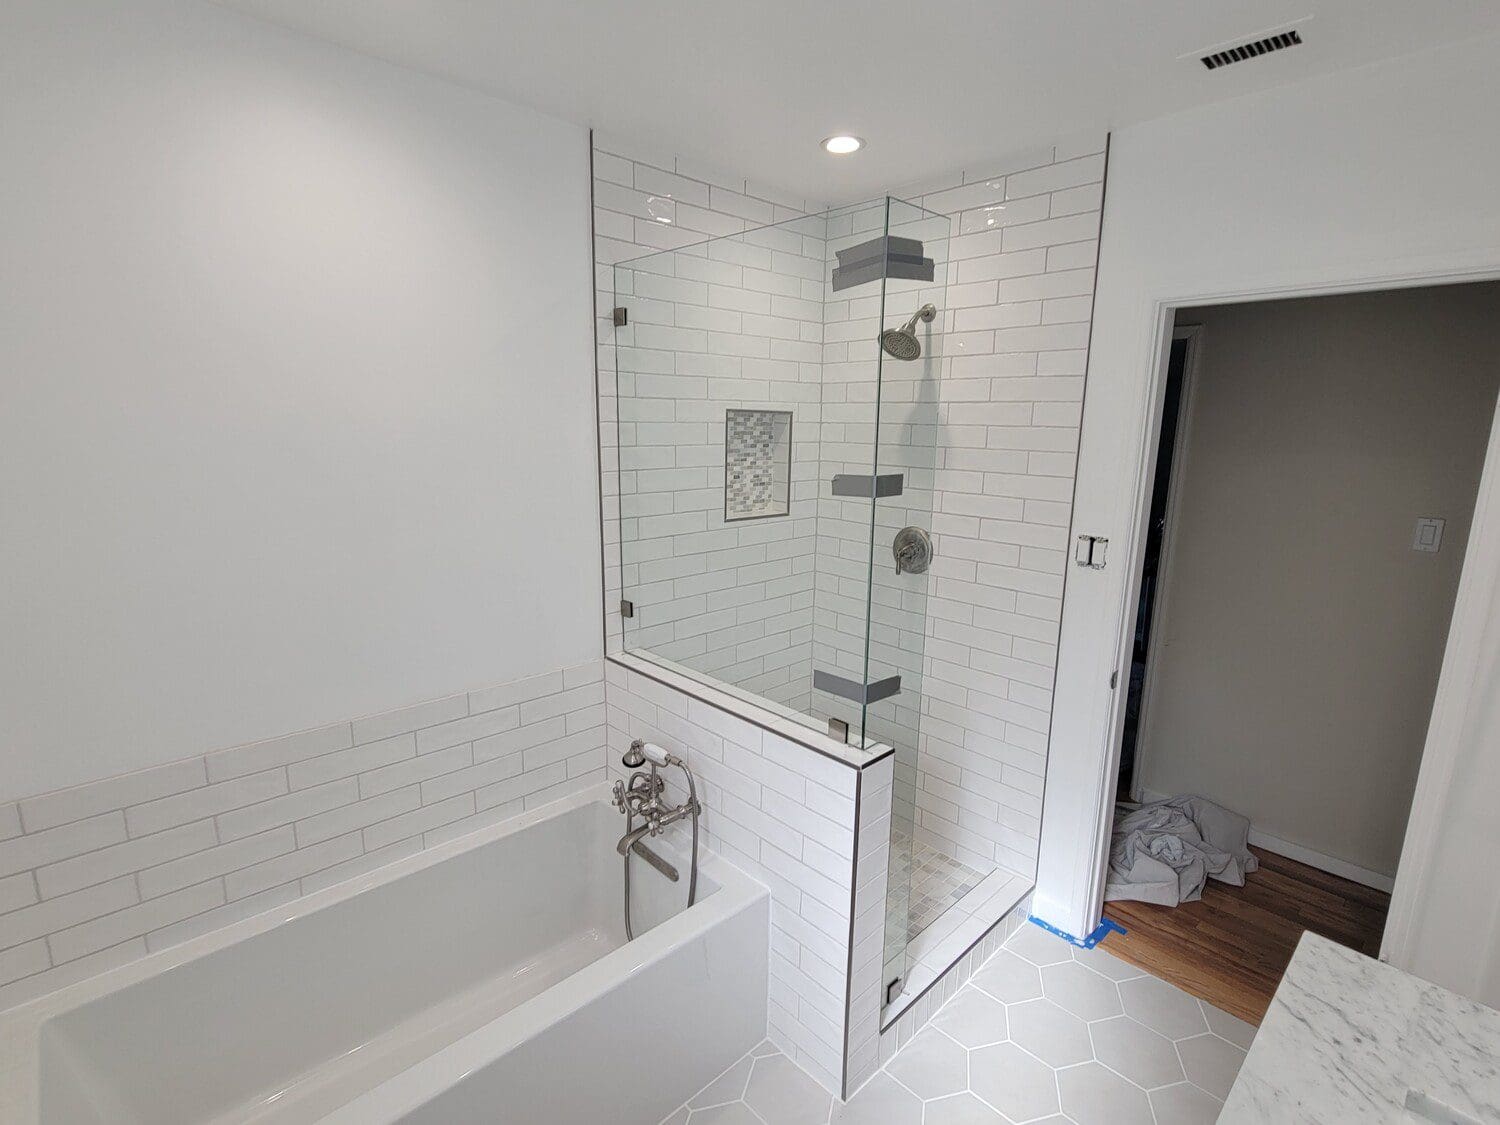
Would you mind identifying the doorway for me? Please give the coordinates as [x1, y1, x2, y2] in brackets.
[1098, 281, 1500, 1022]
[1115, 328, 1193, 802]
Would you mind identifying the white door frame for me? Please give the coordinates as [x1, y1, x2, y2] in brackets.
[1054, 266, 1500, 967]
[1120, 323, 1201, 802]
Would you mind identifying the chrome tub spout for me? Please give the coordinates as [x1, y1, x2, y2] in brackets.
[616, 821, 657, 856]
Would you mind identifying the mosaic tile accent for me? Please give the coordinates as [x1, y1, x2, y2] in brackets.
[890, 831, 988, 941]
[724, 408, 792, 521]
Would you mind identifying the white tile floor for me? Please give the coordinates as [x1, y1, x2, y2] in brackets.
[662, 922, 1254, 1124]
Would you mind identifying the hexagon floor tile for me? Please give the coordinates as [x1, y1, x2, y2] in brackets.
[1007, 998, 1094, 1067]
[1058, 1060, 1156, 1125]
[1119, 975, 1212, 1040]
[1041, 959, 1126, 1021]
[930, 985, 1010, 1048]
[971, 949, 1044, 1004]
[970, 1040, 1062, 1121]
[1089, 1015, 1186, 1090]
[660, 925, 1253, 1125]
[742, 1052, 832, 1124]
[884, 1026, 969, 1101]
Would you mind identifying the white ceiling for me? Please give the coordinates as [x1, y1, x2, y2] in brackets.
[215, 0, 1500, 203]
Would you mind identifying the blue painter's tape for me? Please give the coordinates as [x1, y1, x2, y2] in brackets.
[1089, 918, 1127, 946]
[1027, 915, 1127, 950]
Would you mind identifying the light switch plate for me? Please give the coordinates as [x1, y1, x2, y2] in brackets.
[1413, 517, 1445, 553]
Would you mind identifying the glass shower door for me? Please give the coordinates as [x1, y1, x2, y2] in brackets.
[807, 196, 951, 1006]
[873, 198, 949, 1007]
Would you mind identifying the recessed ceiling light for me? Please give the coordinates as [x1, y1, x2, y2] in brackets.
[822, 135, 864, 155]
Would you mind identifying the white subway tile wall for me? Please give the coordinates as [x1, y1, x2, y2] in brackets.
[604, 660, 865, 1095]
[0, 661, 607, 1011]
[889, 139, 1106, 882]
[844, 753, 895, 1094]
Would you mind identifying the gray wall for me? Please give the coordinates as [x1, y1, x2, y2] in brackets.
[1138, 283, 1500, 878]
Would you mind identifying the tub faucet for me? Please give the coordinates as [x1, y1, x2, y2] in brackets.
[615, 821, 659, 856]
[613, 797, 696, 855]
[613, 739, 703, 939]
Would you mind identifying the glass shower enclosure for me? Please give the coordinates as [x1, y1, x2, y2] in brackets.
[607, 196, 950, 1006]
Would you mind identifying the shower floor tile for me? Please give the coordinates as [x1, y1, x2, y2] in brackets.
[888, 832, 988, 942]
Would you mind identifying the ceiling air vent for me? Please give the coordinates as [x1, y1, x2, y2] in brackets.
[1201, 28, 1303, 70]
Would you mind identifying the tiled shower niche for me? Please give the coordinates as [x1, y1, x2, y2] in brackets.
[724, 408, 792, 522]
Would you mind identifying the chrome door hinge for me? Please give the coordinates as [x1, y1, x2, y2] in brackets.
[886, 977, 903, 1006]
[1074, 534, 1108, 569]
[612, 306, 628, 327]
[1110, 670, 1119, 689]
[619, 599, 634, 618]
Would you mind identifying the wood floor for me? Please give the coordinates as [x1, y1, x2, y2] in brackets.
[1101, 847, 1391, 1025]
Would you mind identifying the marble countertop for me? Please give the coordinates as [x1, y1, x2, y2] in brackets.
[1221, 931, 1500, 1123]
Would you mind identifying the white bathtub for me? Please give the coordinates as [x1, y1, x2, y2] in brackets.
[0, 786, 768, 1124]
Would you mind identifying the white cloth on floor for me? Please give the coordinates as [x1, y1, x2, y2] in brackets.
[1105, 795, 1259, 906]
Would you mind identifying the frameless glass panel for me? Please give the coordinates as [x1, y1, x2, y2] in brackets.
[611, 212, 834, 738]
[868, 198, 951, 1007]
[807, 196, 891, 748]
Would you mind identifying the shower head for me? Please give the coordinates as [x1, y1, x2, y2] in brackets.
[879, 303, 937, 361]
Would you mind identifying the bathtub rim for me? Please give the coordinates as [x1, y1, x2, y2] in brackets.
[0, 782, 765, 1123]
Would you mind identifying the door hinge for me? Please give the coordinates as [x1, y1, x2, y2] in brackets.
[1110, 670, 1119, 689]
[1074, 534, 1108, 569]
[619, 599, 634, 619]
[886, 977, 903, 1006]
[612, 306, 628, 327]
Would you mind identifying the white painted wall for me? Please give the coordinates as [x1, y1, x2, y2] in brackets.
[1402, 552, 1500, 1008]
[1137, 289, 1500, 879]
[1036, 30, 1500, 1006]
[0, 0, 600, 801]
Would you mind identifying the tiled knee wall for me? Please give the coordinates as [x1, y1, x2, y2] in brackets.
[604, 659, 870, 1095]
[603, 657, 1021, 1100]
[0, 661, 608, 1011]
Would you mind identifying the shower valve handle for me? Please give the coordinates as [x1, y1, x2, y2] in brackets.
[893, 526, 934, 576]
